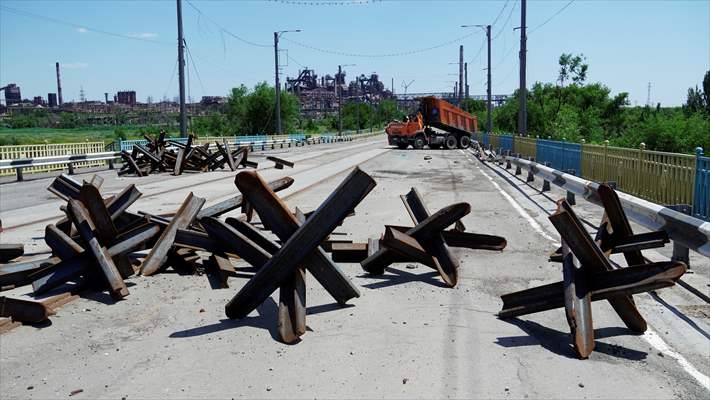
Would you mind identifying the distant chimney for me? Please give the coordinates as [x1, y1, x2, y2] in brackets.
[55, 62, 63, 105]
[104, 92, 109, 103]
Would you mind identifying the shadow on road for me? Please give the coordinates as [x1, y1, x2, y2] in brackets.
[496, 318, 648, 361]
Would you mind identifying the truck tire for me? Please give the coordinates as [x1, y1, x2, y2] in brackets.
[445, 135, 457, 150]
[413, 135, 426, 150]
[429, 143, 441, 150]
[458, 135, 471, 149]
[397, 143, 408, 149]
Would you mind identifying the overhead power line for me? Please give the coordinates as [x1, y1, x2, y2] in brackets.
[490, 0, 510, 26]
[0, 5, 170, 44]
[529, 0, 576, 34]
[268, 0, 381, 5]
[468, 37, 486, 65]
[493, 0, 518, 40]
[184, 0, 271, 48]
[281, 32, 478, 58]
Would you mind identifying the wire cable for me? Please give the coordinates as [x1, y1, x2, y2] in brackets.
[268, 0, 380, 5]
[0, 5, 170, 44]
[162, 58, 179, 100]
[493, 0, 518, 40]
[185, 43, 207, 95]
[491, 0, 510, 26]
[468, 37, 487, 65]
[281, 32, 477, 58]
[184, 0, 271, 48]
[529, 0, 575, 34]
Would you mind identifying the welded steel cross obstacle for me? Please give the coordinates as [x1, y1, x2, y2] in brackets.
[362, 188, 507, 287]
[499, 199, 686, 358]
[223, 168, 376, 343]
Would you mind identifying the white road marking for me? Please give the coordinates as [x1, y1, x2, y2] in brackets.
[460, 150, 558, 243]
[642, 329, 710, 391]
[463, 149, 710, 392]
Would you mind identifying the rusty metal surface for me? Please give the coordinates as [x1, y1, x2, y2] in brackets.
[140, 193, 205, 276]
[68, 199, 129, 299]
[0, 296, 55, 323]
[233, 170, 366, 307]
[226, 168, 375, 319]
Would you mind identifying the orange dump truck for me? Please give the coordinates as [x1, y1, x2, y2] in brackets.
[385, 96, 478, 149]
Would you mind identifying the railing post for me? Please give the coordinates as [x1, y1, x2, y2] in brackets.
[67, 162, 75, 175]
[602, 139, 609, 182]
[108, 158, 115, 170]
[505, 150, 512, 169]
[637, 142, 646, 198]
[15, 167, 23, 182]
[564, 169, 577, 205]
[667, 204, 692, 268]
[692, 147, 704, 219]
[542, 162, 551, 192]
[526, 157, 535, 182]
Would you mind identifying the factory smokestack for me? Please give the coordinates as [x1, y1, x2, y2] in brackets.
[55, 62, 63, 105]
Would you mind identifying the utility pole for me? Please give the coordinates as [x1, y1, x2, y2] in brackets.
[176, 0, 187, 137]
[486, 24, 492, 134]
[464, 62, 469, 99]
[274, 32, 282, 135]
[274, 30, 300, 135]
[458, 45, 464, 103]
[461, 24, 492, 132]
[338, 65, 343, 135]
[518, 0, 527, 136]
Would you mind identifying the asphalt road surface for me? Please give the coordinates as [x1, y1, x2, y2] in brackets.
[0, 136, 708, 399]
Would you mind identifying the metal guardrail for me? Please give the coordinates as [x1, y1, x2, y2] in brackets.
[0, 131, 382, 182]
[0, 141, 107, 177]
[504, 155, 710, 258]
[0, 151, 121, 181]
[694, 148, 710, 221]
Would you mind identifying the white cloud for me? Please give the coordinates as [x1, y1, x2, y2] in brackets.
[75, 27, 88, 33]
[63, 62, 89, 69]
[127, 32, 157, 39]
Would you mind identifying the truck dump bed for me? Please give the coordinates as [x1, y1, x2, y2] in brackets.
[419, 96, 478, 135]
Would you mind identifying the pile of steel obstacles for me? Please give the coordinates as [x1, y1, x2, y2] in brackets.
[0, 169, 511, 343]
[119, 133, 263, 177]
[498, 184, 686, 359]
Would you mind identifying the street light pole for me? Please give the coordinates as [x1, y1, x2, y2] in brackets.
[461, 24, 493, 134]
[273, 29, 300, 135]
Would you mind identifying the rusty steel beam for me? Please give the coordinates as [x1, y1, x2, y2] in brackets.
[1, 257, 60, 288]
[200, 217, 272, 268]
[278, 266, 306, 343]
[197, 177, 294, 219]
[87, 174, 104, 190]
[0, 244, 23, 263]
[79, 183, 118, 245]
[0, 296, 55, 323]
[550, 200, 648, 333]
[361, 203, 470, 276]
[399, 188, 459, 287]
[209, 253, 236, 288]
[174, 228, 223, 253]
[120, 151, 145, 177]
[225, 217, 280, 254]
[141, 193, 205, 276]
[47, 174, 82, 201]
[266, 156, 294, 169]
[440, 230, 507, 251]
[233, 170, 367, 307]
[561, 243, 594, 358]
[330, 242, 369, 263]
[68, 200, 128, 299]
[381, 226, 439, 270]
[498, 261, 685, 319]
[34, 224, 160, 295]
[45, 224, 83, 260]
[226, 168, 375, 319]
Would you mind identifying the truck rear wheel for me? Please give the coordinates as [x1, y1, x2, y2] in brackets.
[458, 136, 471, 149]
[445, 135, 457, 150]
[413, 135, 426, 150]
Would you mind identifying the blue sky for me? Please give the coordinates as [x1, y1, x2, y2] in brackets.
[1, 0, 708, 106]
